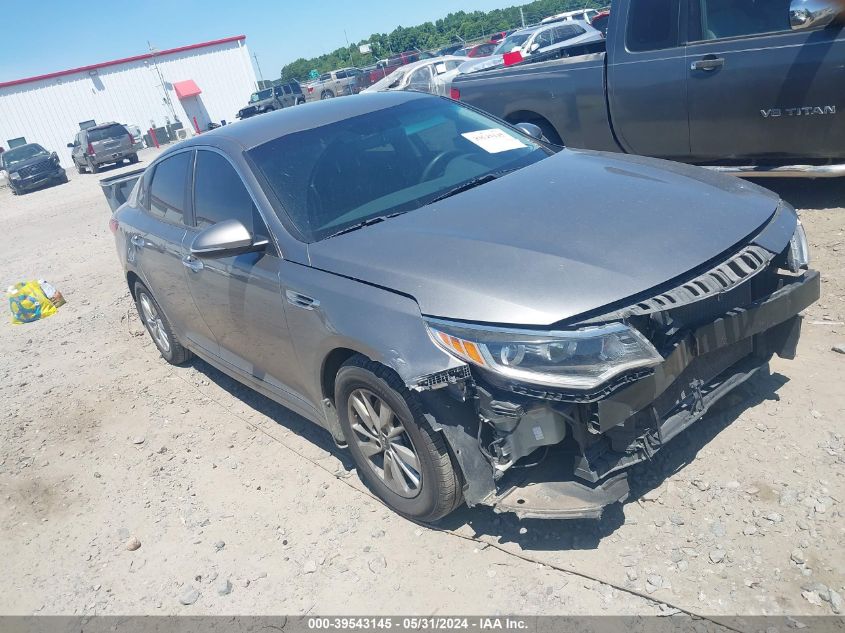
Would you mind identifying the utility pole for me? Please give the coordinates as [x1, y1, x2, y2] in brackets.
[519, 7, 526, 27]
[147, 41, 178, 123]
[343, 29, 353, 65]
[253, 52, 265, 85]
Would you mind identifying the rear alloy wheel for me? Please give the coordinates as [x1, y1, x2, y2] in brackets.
[336, 355, 463, 521]
[320, 90, 335, 100]
[134, 282, 191, 365]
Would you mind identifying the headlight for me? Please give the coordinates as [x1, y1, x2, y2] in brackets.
[787, 220, 810, 271]
[425, 319, 663, 390]
[9, 171, 20, 180]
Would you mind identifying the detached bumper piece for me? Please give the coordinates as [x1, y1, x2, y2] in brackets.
[493, 456, 629, 520]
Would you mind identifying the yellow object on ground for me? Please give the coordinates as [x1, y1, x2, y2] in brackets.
[7, 281, 59, 324]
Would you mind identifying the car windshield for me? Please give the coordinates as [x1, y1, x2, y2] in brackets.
[88, 125, 127, 141]
[3, 144, 48, 166]
[494, 33, 530, 54]
[250, 89, 273, 102]
[249, 97, 552, 242]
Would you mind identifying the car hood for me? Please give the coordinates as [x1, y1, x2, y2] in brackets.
[307, 150, 782, 326]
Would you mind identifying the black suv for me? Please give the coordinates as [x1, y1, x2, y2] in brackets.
[1, 143, 67, 195]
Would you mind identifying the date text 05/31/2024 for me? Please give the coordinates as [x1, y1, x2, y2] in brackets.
[306, 618, 529, 630]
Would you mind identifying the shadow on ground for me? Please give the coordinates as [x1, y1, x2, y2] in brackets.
[756, 177, 845, 212]
[189, 357, 356, 471]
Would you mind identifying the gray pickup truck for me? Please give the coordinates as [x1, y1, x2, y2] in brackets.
[452, 0, 845, 178]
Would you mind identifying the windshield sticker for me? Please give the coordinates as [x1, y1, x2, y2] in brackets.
[462, 129, 526, 153]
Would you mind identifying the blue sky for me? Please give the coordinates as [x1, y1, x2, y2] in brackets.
[0, 0, 520, 83]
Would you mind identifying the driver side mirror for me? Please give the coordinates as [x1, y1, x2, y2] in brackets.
[67, 143, 75, 148]
[790, 0, 841, 30]
[191, 218, 268, 259]
[514, 122, 547, 142]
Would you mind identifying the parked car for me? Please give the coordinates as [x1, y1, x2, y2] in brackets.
[591, 9, 611, 36]
[69, 123, 138, 174]
[437, 43, 466, 56]
[358, 50, 434, 91]
[494, 20, 603, 57]
[457, 21, 604, 76]
[454, 42, 498, 58]
[303, 68, 363, 101]
[541, 8, 600, 24]
[1, 143, 67, 194]
[452, 0, 845, 177]
[362, 56, 469, 96]
[238, 82, 305, 119]
[108, 92, 818, 522]
[124, 125, 146, 151]
[488, 30, 512, 44]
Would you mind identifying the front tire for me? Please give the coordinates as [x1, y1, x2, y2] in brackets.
[134, 282, 191, 365]
[336, 356, 463, 522]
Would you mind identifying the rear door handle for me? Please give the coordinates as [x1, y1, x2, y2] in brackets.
[181, 255, 204, 273]
[691, 57, 725, 71]
[130, 235, 146, 248]
[285, 290, 319, 310]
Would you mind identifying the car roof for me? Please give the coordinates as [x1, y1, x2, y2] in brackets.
[182, 91, 433, 151]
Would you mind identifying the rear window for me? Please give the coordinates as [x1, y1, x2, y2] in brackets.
[88, 125, 128, 142]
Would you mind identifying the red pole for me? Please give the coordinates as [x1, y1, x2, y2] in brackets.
[149, 128, 159, 149]
[192, 117, 201, 134]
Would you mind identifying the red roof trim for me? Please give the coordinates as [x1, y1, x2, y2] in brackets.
[0, 35, 246, 89]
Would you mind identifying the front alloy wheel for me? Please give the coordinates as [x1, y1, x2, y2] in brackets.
[336, 355, 463, 521]
[348, 389, 422, 498]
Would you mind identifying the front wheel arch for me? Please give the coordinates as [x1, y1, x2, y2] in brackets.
[505, 110, 563, 145]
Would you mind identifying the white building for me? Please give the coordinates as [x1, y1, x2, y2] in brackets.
[0, 35, 257, 168]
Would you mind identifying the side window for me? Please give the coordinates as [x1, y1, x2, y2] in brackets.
[407, 66, 433, 91]
[535, 30, 553, 49]
[193, 151, 264, 235]
[282, 84, 292, 94]
[148, 152, 191, 225]
[335, 70, 348, 79]
[692, 0, 791, 41]
[627, 0, 681, 51]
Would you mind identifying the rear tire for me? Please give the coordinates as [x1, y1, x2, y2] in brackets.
[58, 173, 69, 184]
[87, 158, 99, 174]
[74, 160, 84, 174]
[133, 282, 191, 365]
[129, 153, 139, 164]
[335, 355, 463, 522]
[320, 90, 335, 100]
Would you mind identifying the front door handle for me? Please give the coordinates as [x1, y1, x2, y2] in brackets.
[181, 255, 204, 273]
[130, 235, 146, 248]
[691, 56, 725, 72]
[285, 289, 319, 310]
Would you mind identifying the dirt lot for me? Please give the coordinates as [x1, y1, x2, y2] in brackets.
[0, 149, 843, 619]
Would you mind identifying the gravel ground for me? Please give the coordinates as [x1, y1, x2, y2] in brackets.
[0, 150, 843, 618]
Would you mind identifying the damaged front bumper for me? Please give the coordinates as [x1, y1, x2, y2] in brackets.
[421, 270, 820, 520]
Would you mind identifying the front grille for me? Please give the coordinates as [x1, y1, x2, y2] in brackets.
[19, 160, 54, 178]
[591, 244, 775, 323]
